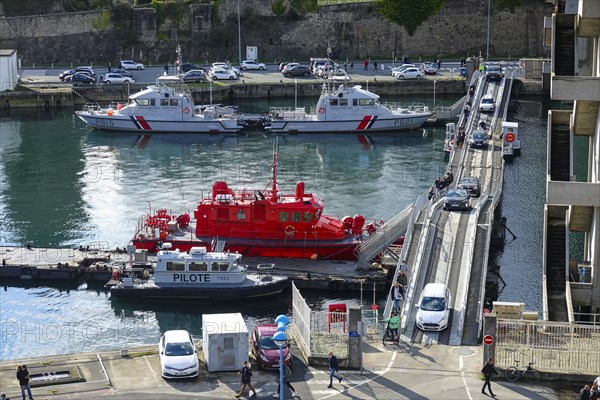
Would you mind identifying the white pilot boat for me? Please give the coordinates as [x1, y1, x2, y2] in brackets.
[266, 83, 432, 133]
[75, 81, 242, 133]
[110, 244, 289, 299]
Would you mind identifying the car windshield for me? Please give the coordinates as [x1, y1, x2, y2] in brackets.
[421, 296, 446, 312]
[165, 341, 194, 356]
[482, 98, 493, 104]
[460, 177, 478, 185]
[259, 335, 287, 350]
[473, 132, 486, 139]
[488, 66, 501, 72]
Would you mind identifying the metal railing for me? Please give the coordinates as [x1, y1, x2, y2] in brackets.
[495, 318, 600, 374]
[291, 282, 311, 357]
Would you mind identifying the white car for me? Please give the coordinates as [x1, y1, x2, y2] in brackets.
[416, 283, 452, 331]
[390, 64, 416, 75]
[210, 68, 239, 80]
[120, 60, 145, 70]
[158, 330, 199, 379]
[479, 96, 495, 112]
[394, 67, 423, 79]
[211, 63, 240, 76]
[327, 68, 352, 81]
[101, 73, 135, 85]
[240, 60, 266, 71]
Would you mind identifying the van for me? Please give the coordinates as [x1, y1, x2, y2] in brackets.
[416, 283, 451, 331]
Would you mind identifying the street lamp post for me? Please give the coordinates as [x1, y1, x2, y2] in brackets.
[433, 80, 437, 110]
[294, 79, 298, 110]
[486, 0, 491, 60]
[273, 315, 289, 400]
[237, 0, 242, 67]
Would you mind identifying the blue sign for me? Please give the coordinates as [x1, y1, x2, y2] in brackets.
[349, 331, 360, 337]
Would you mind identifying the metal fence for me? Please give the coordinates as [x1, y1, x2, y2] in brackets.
[495, 319, 600, 374]
[291, 282, 311, 358]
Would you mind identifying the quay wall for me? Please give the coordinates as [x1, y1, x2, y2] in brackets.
[0, 1, 552, 65]
[0, 80, 545, 109]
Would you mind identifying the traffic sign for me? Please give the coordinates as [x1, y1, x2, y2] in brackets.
[483, 335, 494, 345]
[505, 132, 515, 142]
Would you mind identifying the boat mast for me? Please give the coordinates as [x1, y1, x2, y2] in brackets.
[271, 138, 278, 202]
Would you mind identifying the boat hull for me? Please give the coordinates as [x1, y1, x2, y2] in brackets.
[110, 277, 289, 299]
[131, 237, 359, 260]
[266, 114, 431, 133]
[75, 112, 242, 133]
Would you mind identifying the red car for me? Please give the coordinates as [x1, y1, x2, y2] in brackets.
[250, 324, 293, 370]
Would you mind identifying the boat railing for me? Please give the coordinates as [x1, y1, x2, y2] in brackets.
[81, 103, 102, 113]
[383, 102, 429, 113]
[270, 106, 307, 120]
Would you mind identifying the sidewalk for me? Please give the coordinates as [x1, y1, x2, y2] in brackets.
[0, 337, 570, 400]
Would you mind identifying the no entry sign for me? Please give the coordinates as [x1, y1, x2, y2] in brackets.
[483, 335, 494, 345]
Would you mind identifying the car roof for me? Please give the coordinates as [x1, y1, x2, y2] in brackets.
[422, 283, 447, 297]
[460, 176, 479, 183]
[255, 324, 277, 336]
[163, 330, 191, 342]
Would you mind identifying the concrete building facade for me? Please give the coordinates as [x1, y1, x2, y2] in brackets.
[0, 49, 18, 91]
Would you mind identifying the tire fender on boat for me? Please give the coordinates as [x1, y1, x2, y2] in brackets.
[285, 225, 295, 238]
[183, 107, 190, 114]
[318, 106, 326, 114]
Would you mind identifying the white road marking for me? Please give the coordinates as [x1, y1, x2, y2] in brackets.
[460, 355, 473, 400]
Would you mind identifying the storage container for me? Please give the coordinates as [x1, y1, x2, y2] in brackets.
[202, 313, 249, 372]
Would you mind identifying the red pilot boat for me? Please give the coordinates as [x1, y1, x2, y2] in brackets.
[131, 153, 377, 260]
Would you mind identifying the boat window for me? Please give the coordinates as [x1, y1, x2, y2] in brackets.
[314, 209, 322, 221]
[136, 99, 155, 106]
[188, 262, 207, 272]
[292, 212, 301, 222]
[359, 99, 373, 106]
[170, 99, 178, 106]
[279, 211, 289, 222]
[237, 210, 246, 220]
[166, 262, 185, 271]
[339, 99, 348, 106]
[211, 262, 230, 272]
[303, 211, 312, 222]
[329, 99, 338, 106]
[160, 99, 169, 106]
[353, 99, 358, 106]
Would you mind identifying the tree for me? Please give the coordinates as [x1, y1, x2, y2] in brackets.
[376, 0, 446, 36]
[271, 0, 287, 16]
[494, 0, 522, 13]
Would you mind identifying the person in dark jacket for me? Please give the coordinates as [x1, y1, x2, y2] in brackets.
[327, 351, 343, 388]
[235, 361, 257, 398]
[580, 385, 591, 400]
[16, 365, 33, 400]
[481, 358, 498, 397]
[274, 364, 296, 398]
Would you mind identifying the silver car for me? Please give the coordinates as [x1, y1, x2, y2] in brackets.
[443, 189, 471, 211]
[457, 176, 481, 197]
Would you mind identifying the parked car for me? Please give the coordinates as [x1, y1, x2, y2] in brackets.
[485, 65, 504, 81]
[443, 188, 471, 211]
[327, 68, 352, 81]
[100, 73, 134, 85]
[120, 60, 145, 70]
[279, 62, 298, 71]
[240, 60, 266, 71]
[110, 68, 133, 77]
[211, 63, 240, 76]
[181, 70, 207, 83]
[457, 176, 481, 197]
[282, 65, 312, 78]
[416, 283, 452, 331]
[209, 68, 238, 80]
[65, 73, 96, 85]
[422, 63, 438, 75]
[158, 330, 199, 379]
[281, 63, 301, 73]
[390, 64, 416, 75]
[250, 324, 293, 370]
[395, 67, 423, 79]
[59, 69, 77, 81]
[479, 96, 495, 112]
[469, 130, 488, 148]
[76, 66, 95, 76]
[179, 63, 203, 73]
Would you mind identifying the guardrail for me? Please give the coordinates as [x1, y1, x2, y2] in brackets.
[318, 0, 373, 5]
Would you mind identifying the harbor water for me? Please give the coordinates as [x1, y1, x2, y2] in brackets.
[0, 95, 557, 360]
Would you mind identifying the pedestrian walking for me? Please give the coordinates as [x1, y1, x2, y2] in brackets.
[327, 352, 343, 388]
[581, 385, 592, 400]
[343, 62, 347, 72]
[363, 58, 369, 71]
[436, 58, 441, 69]
[16, 365, 33, 400]
[373, 61, 378, 72]
[164, 64, 169, 75]
[273, 363, 296, 398]
[590, 382, 599, 400]
[235, 361, 257, 398]
[350, 62, 354, 72]
[108, 62, 112, 73]
[383, 310, 400, 341]
[481, 358, 498, 397]
[392, 281, 404, 312]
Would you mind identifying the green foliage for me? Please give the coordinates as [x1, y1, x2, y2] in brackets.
[494, 0, 522, 13]
[92, 10, 112, 30]
[289, 0, 319, 14]
[375, 0, 446, 36]
[111, 2, 139, 47]
[271, 0, 287, 16]
[1, 0, 59, 16]
[149, 0, 187, 26]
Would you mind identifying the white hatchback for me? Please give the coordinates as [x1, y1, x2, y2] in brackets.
[241, 60, 266, 70]
[120, 60, 145, 70]
[479, 96, 495, 112]
[101, 73, 135, 85]
[416, 283, 452, 331]
[158, 330, 199, 379]
[209, 68, 239, 80]
[394, 67, 423, 79]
